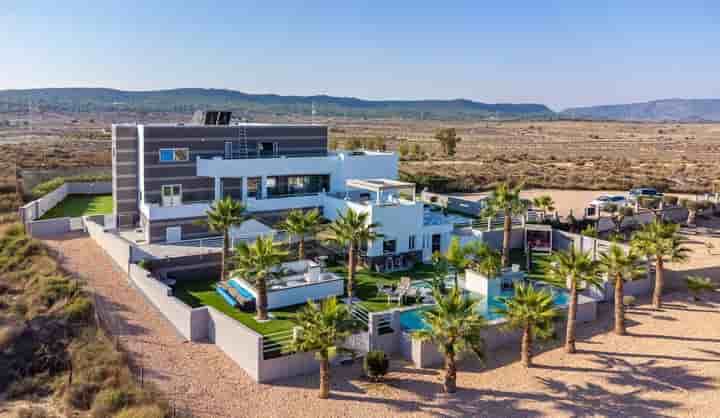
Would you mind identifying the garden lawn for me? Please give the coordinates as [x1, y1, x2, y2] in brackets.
[40, 194, 113, 219]
[173, 279, 301, 335]
[329, 263, 437, 312]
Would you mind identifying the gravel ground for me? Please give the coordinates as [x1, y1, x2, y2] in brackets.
[46, 228, 720, 418]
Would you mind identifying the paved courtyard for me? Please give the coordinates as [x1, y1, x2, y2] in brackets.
[47, 228, 720, 418]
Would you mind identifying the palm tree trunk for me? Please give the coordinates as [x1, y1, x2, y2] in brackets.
[319, 353, 330, 399]
[614, 273, 626, 335]
[221, 229, 229, 281]
[256, 276, 268, 321]
[298, 237, 305, 260]
[653, 258, 664, 309]
[565, 281, 578, 353]
[347, 242, 356, 301]
[444, 351, 457, 393]
[502, 209, 511, 267]
[521, 324, 533, 367]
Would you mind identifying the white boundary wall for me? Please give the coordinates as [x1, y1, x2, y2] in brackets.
[85, 218, 324, 383]
[19, 181, 112, 223]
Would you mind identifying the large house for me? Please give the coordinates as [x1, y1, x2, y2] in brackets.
[112, 111, 463, 269]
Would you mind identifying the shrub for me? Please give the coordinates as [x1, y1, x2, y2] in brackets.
[623, 295, 636, 306]
[91, 388, 132, 418]
[16, 406, 56, 418]
[363, 350, 389, 381]
[114, 405, 166, 418]
[65, 382, 100, 410]
[64, 296, 93, 322]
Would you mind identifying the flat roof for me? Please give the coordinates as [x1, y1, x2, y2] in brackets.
[346, 178, 415, 192]
[113, 122, 326, 128]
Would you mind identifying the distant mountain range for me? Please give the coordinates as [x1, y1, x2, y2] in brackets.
[0, 88, 553, 120]
[1, 88, 718, 122]
[562, 99, 720, 122]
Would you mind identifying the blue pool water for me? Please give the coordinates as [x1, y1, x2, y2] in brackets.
[228, 279, 256, 300]
[399, 287, 569, 331]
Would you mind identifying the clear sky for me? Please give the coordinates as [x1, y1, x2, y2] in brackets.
[1, 0, 718, 110]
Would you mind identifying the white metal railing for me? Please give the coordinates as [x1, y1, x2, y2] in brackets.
[262, 329, 296, 359]
[351, 302, 370, 326]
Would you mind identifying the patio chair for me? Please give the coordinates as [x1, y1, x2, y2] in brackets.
[388, 277, 412, 305]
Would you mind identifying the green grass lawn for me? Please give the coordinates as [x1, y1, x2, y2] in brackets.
[172, 279, 303, 335]
[40, 194, 113, 219]
[329, 263, 437, 312]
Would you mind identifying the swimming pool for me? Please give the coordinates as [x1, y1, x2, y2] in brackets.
[399, 286, 569, 331]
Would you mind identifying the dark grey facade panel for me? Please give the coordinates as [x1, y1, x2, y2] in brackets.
[114, 139, 138, 150]
[144, 177, 213, 191]
[144, 165, 197, 178]
[115, 189, 139, 201]
[115, 152, 137, 163]
[115, 177, 138, 189]
[116, 201, 138, 212]
[114, 125, 139, 138]
[222, 178, 242, 187]
[116, 165, 139, 176]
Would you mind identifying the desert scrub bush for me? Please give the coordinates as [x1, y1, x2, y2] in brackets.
[16, 406, 57, 418]
[114, 405, 166, 418]
[65, 381, 101, 410]
[64, 296, 93, 322]
[90, 387, 133, 418]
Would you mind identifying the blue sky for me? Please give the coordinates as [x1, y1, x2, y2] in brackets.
[1, 0, 719, 110]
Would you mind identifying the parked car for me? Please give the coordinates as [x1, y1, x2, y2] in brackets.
[590, 194, 627, 210]
[629, 188, 663, 202]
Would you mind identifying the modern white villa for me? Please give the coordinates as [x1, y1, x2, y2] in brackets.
[111, 110, 465, 267]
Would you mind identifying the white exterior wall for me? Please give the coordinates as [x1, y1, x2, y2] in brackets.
[322, 195, 451, 260]
[196, 151, 397, 194]
[266, 279, 344, 310]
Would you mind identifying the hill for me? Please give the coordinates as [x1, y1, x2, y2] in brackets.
[0, 87, 554, 120]
[562, 99, 720, 122]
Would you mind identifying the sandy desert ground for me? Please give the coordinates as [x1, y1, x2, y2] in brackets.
[43, 218, 720, 418]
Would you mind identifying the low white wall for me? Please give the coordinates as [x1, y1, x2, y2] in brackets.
[19, 181, 112, 223]
[267, 278, 344, 310]
[127, 264, 195, 340]
[85, 219, 133, 269]
[258, 351, 319, 383]
[206, 306, 262, 381]
[477, 228, 525, 251]
[27, 217, 71, 238]
[404, 297, 598, 368]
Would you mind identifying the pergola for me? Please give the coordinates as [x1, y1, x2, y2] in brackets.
[345, 179, 417, 205]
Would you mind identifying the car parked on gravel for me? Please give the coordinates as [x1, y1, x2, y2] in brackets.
[590, 194, 628, 210]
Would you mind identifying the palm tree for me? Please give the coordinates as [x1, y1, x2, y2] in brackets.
[597, 244, 645, 335]
[412, 287, 486, 393]
[686, 275, 715, 301]
[201, 197, 248, 281]
[278, 209, 322, 260]
[543, 248, 602, 353]
[483, 182, 527, 267]
[327, 209, 382, 301]
[532, 195, 555, 221]
[631, 220, 691, 309]
[494, 283, 558, 367]
[466, 241, 502, 279]
[445, 236, 469, 288]
[429, 251, 450, 293]
[232, 236, 287, 320]
[292, 297, 357, 399]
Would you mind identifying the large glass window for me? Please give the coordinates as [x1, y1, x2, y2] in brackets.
[383, 240, 397, 254]
[247, 177, 261, 199]
[266, 174, 330, 198]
